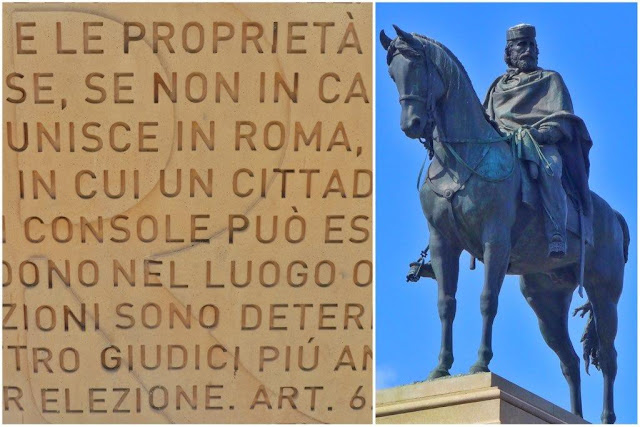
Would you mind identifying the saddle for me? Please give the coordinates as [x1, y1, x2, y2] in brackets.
[426, 155, 593, 246]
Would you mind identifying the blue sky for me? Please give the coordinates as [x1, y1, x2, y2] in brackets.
[375, 3, 637, 423]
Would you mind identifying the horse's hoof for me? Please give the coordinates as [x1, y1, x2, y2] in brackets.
[601, 411, 616, 424]
[469, 364, 490, 374]
[427, 368, 450, 380]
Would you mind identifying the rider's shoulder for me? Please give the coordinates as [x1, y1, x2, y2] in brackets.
[489, 74, 504, 88]
[540, 69, 565, 80]
[537, 69, 570, 87]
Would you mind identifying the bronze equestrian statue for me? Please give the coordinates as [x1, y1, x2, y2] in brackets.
[380, 24, 629, 424]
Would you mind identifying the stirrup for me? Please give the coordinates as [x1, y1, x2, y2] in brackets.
[407, 261, 436, 281]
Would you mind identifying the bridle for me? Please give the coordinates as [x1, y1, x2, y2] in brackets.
[393, 49, 440, 159]
[399, 94, 429, 103]
[398, 93, 437, 158]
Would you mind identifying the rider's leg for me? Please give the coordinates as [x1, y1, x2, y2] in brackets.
[538, 145, 567, 257]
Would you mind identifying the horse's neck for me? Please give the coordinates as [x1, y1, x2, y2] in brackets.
[431, 72, 504, 179]
[438, 74, 497, 141]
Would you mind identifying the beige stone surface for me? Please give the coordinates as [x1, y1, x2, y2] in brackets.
[3, 3, 372, 423]
[376, 373, 588, 424]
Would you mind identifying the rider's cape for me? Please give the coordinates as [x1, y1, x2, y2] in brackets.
[484, 69, 593, 215]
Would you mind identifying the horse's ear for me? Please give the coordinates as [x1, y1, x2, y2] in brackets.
[380, 30, 392, 51]
[393, 25, 413, 42]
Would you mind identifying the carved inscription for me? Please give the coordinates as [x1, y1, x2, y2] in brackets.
[3, 3, 372, 423]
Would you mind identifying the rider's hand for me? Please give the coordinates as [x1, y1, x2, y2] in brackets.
[528, 127, 546, 143]
[530, 126, 563, 144]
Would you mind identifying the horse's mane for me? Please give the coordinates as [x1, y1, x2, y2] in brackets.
[387, 33, 484, 107]
[414, 34, 474, 93]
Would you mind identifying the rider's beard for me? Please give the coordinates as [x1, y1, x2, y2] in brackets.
[510, 51, 538, 72]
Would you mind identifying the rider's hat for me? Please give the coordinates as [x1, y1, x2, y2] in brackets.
[507, 24, 536, 41]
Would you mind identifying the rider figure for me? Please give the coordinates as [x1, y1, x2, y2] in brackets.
[484, 23, 574, 258]
[412, 24, 593, 279]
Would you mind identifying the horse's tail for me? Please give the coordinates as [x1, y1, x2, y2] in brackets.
[614, 210, 629, 263]
[575, 302, 599, 374]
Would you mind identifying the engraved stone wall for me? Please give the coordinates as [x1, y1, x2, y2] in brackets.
[3, 3, 372, 423]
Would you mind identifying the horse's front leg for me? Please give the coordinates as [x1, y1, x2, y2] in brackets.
[427, 227, 462, 380]
[470, 227, 511, 374]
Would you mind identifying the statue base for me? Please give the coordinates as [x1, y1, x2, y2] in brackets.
[376, 372, 588, 424]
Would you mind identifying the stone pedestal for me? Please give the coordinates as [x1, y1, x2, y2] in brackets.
[376, 372, 588, 424]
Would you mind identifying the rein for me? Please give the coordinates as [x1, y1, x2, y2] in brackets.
[416, 137, 432, 190]
[416, 133, 515, 190]
[440, 134, 516, 183]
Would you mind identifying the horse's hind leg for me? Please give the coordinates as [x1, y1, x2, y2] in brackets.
[520, 272, 582, 417]
[592, 297, 618, 424]
[427, 227, 462, 380]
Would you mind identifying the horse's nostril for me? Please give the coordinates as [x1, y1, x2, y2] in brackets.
[401, 117, 423, 136]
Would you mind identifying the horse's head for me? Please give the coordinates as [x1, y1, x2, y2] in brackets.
[380, 26, 445, 140]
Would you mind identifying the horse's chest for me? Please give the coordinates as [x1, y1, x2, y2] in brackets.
[421, 187, 484, 241]
[421, 184, 505, 254]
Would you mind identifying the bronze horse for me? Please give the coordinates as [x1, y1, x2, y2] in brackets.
[380, 26, 629, 424]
